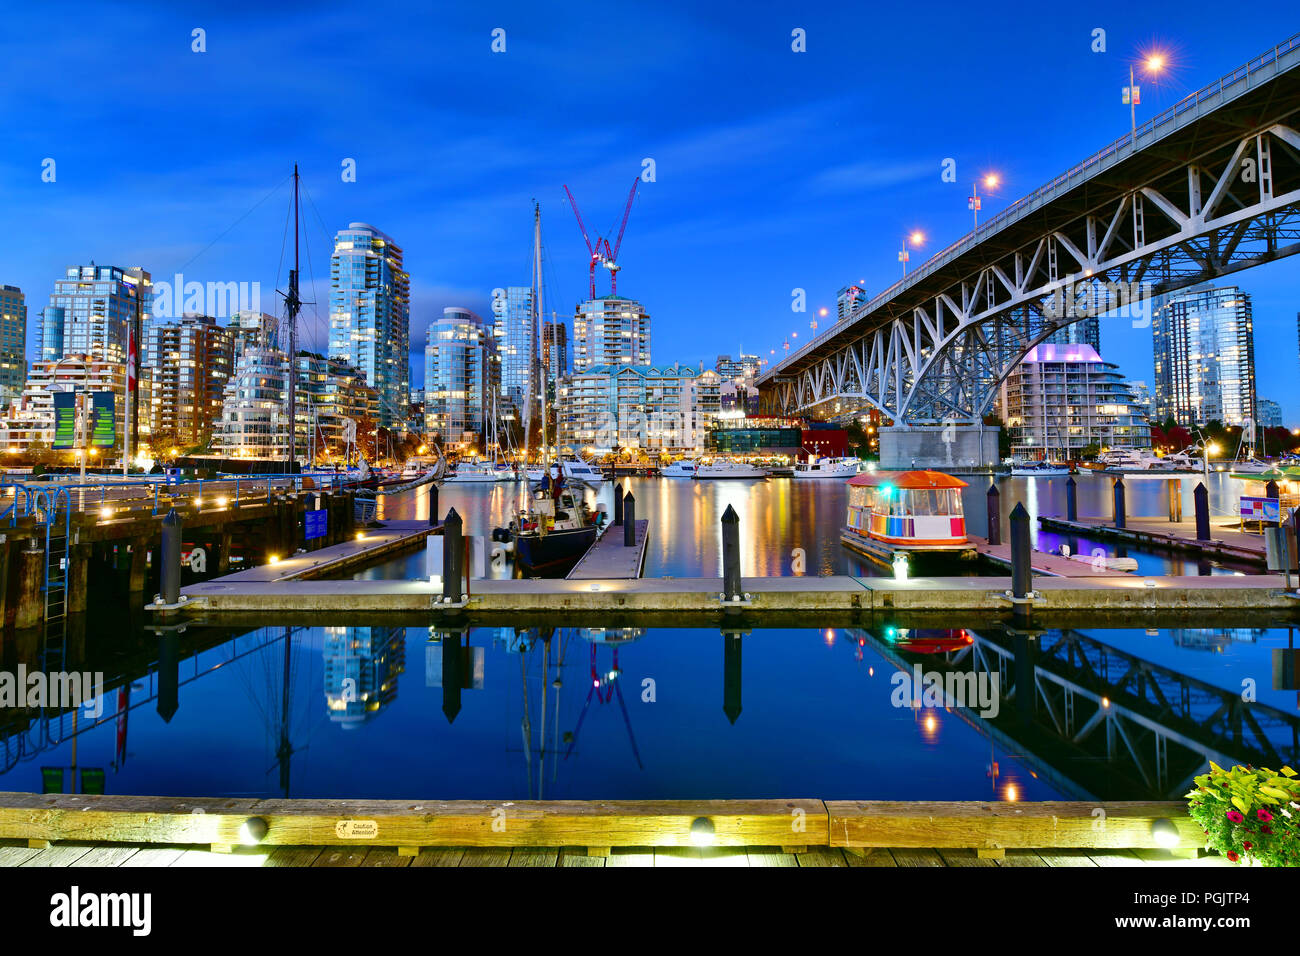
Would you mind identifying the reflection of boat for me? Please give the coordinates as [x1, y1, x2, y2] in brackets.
[881, 626, 975, 654]
[694, 460, 768, 479]
[1009, 460, 1070, 477]
[659, 460, 697, 478]
[842, 470, 976, 567]
[510, 480, 599, 577]
[793, 456, 861, 480]
[446, 459, 516, 482]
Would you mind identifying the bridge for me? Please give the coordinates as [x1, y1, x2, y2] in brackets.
[758, 34, 1300, 467]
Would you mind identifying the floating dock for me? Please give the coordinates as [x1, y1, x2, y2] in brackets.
[1040, 515, 1267, 565]
[567, 519, 648, 580]
[971, 535, 1133, 577]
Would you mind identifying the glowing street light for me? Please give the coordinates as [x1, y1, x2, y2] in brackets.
[899, 231, 925, 277]
[1125, 50, 1168, 136]
[970, 173, 1001, 230]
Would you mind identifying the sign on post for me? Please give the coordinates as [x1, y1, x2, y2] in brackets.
[304, 509, 328, 540]
[1241, 496, 1280, 523]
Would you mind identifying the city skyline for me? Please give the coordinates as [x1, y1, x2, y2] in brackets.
[1, 4, 1298, 423]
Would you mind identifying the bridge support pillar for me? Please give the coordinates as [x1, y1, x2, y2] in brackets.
[878, 424, 1000, 470]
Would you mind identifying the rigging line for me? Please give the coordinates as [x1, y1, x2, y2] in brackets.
[177, 172, 292, 275]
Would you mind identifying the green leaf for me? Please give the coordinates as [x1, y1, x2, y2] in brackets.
[1231, 795, 1249, 814]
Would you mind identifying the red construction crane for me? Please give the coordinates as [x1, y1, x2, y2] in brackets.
[562, 177, 639, 299]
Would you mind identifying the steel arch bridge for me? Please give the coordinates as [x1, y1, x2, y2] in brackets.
[758, 35, 1300, 425]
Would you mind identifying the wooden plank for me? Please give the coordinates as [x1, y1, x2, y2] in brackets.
[18, 844, 92, 866]
[70, 846, 141, 868]
[172, 847, 267, 867]
[747, 846, 798, 867]
[0, 793, 827, 850]
[311, 848, 368, 867]
[938, 848, 1000, 868]
[888, 848, 946, 867]
[605, 847, 654, 867]
[458, 847, 511, 867]
[119, 847, 186, 867]
[845, 847, 898, 867]
[999, 850, 1050, 867]
[826, 801, 1197, 850]
[1088, 849, 1145, 867]
[263, 846, 324, 867]
[567, 520, 649, 580]
[1037, 849, 1100, 867]
[795, 847, 847, 867]
[409, 847, 465, 868]
[508, 847, 559, 867]
[360, 847, 413, 868]
[559, 848, 605, 867]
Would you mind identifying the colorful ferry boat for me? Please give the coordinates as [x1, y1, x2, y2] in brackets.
[842, 470, 976, 568]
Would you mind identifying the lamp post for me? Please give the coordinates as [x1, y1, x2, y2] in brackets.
[900, 231, 925, 278]
[970, 173, 1000, 230]
[1125, 52, 1166, 137]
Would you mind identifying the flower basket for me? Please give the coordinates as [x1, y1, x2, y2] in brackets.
[1186, 762, 1300, 866]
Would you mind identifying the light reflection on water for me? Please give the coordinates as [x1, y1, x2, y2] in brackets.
[363, 472, 1260, 579]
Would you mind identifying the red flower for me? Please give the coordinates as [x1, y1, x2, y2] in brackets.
[1257, 808, 1274, 822]
[1227, 850, 1239, 862]
[1227, 810, 1244, 823]
[1262, 826, 1274, 835]
[1243, 841, 1253, 851]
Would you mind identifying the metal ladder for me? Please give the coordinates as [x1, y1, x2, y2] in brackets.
[35, 488, 72, 747]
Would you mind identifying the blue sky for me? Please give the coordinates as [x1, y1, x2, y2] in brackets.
[2, 1, 1296, 419]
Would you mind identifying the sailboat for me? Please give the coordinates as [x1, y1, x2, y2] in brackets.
[509, 204, 599, 576]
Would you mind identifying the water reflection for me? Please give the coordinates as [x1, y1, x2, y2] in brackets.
[2, 617, 1295, 802]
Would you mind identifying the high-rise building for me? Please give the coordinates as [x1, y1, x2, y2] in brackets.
[1256, 398, 1283, 429]
[1153, 284, 1256, 426]
[45, 264, 151, 365]
[0, 285, 26, 405]
[558, 362, 719, 456]
[424, 307, 495, 450]
[1044, 316, 1100, 354]
[148, 314, 234, 448]
[572, 296, 650, 372]
[837, 285, 867, 322]
[492, 286, 535, 415]
[227, 310, 278, 356]
[1126, 379, 1154, 419]
[0, 354, 149, 453]
[542, 318, 568, 383]
[998, 344, 1150, 459]
[329, 224, 409, 428]
[715, 353, 762, 416]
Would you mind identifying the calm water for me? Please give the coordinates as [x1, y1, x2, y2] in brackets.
[3, 619, 1295, 802]
[360, 471, 1261, 579]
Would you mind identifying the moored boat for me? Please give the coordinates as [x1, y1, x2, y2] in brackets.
[842, 470, 976, 568]
[793, 456, 861, 480]
[1009, 460, 1070, 477]
[508, 481, 600, 577]
[660, 459, 698, 478]
[693, 460, 768, 479]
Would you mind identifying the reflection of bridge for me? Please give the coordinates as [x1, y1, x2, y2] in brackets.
[759, 35, 1300, 461]
[859, 625, 1300, 800]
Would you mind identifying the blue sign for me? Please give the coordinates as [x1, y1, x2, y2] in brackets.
[305, 509, 328, 540]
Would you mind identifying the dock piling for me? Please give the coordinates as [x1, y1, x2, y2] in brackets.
[986, 483, 1001, 546]
[1112, 477, 1126, 530]
[427, 483, 439, 526]
[1009, 502, 1032, 601]
[614, 483, 624, 526]
[1065, 475, 1077, 522]
[1194, 483, 1210, 541]
[623, 492, 636, 547]
[159, 509, 182, 607]
[15, 543, 44, 630]
[442, 508, 463, 604]
[721, 504, 742, 601]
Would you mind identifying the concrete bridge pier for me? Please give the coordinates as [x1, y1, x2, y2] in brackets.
[878, 423, 1000, 470]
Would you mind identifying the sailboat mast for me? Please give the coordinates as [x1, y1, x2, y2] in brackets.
[285, 163, 301, 470]
[535, 203, 546, 460]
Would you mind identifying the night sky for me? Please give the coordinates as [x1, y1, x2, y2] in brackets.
[2, 1, 1295, 418]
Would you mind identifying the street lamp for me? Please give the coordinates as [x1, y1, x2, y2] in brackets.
[900, 231, 925, 277]
[970, 173, 1000, 230]
[1125, 51, 1167, 137]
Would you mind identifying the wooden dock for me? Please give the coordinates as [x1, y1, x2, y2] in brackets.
[0, 793, 1214, 866]
[567, 519, 649, 580]
[971, 534, 1131, 577]
[1040, 515, 1267, 565]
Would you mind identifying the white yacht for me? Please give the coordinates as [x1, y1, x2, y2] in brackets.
[694, 460, 769, 479]
[793, 457, 861, 480]
[527, 457, 606, 485]
[446, 459, 517, 482]
[1010, 460, 1070, 477]
[1095, 449, 1179, 472]
[660, 460, 698, 478]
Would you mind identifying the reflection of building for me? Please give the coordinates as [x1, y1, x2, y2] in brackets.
[558, 362, 718, 456]
[0, 285, 26, 406]
[329, 223, 410, 427]
[424, 307, 495, 451]
[572, 296, 650, 372]
[148, 313, 233, 447]
[1153, 284, 1256, 426]
[1170, 628, 1263, 650]
[323, 627, 405, 726]
[999, 344, 1150, 459]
